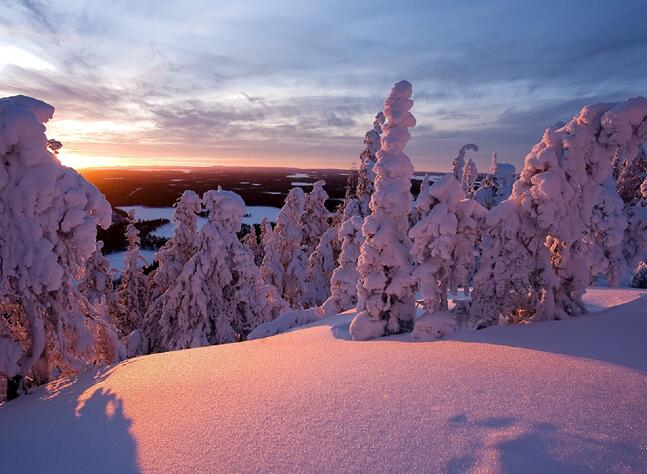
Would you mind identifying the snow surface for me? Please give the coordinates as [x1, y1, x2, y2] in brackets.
[116, 205, 280, 239]
[1, 288, 645, 473]
[290, 181, 315, 187]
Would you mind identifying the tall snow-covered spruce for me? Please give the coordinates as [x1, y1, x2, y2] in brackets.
[115, 212, 150, 337]
[350, 80, 417, 340]
[150, 190, 201, 299]
[321, 215, 364, 316]
[356, 112, 385, 217]
[0, 96, 122, 399]
[470, 97, 647, 327]
[261, 187, 308, 306]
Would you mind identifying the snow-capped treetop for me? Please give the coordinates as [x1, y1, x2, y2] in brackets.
[451, 144, 479, 180]
[204, 187, 246, 232]
[641, 176, 647, 204]
[149, 189, 201, 305]
[357, 112, 386, 217]
[351, 80, 417, 340]
[373, 111, 385, 134]
[301, 180, 330, 254]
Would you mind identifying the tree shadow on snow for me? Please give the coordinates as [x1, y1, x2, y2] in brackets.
[444, 414, 644, 473]
[0, 363, 141, 473]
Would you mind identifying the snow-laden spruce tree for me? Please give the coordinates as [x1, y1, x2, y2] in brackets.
[356, 112, 385, 217]
[150, 190, 201, 299]
[241, 227, 263, 266]
[461, 158, 478, 197]
[301, 180, 330, 256]
[261, 187, 308, 306]
[350, 80, 417, 340]
[304, 226, 338, 308]
[451, 144, 478, 180]
[321, 215, 364, 316]
[470, 97, 647, 327]
[78, 241, 116, 308]
[115, 213, 149, 337]
[157, 189, 286, 351]
[474, 153, 517, 210]
[409, 175, 486, 314]
[0, 96, 123, 397]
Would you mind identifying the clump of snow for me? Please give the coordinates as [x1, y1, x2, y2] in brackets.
[411, 311, 457, 340]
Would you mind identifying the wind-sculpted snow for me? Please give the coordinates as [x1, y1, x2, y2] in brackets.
[1, 289, 645, 473]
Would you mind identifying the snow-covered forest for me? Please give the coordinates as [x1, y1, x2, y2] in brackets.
[2, 83, 647, 402]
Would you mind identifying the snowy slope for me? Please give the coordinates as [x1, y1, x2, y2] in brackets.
[1, 289, 646, 473]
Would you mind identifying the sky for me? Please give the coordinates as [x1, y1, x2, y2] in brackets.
[1, 1, 646, 172]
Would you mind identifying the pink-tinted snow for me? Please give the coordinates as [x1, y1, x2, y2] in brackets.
[1, 288, 646, 473]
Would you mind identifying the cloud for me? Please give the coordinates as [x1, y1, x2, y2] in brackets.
[0, 0, 645, 170]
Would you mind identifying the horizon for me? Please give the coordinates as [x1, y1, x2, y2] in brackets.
[2, 1, 646, 172]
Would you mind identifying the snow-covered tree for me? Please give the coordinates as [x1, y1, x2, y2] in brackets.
[474, 154, 516, 210]
[321, 215, 364, 316]
[350, 80, 417, 340]
[261, 188, 308, 306]
[78, 241, 116, 308]
[356, 112, 385, 217]
[304, 226, 338, 308]
[451, 144, 478, 180]
[0, 96, 122, 398]
[301, 180, 330, 256]
[641, 176, 647, 204]
[156, 189, 286, 351]
[461, 158, 478, 197]
[409, 175, 486, 315]
[470, 98, 647, 328]
[241, 227, 262, 266]
[150, 190, 201, 299]
[115, 213, 149, 337]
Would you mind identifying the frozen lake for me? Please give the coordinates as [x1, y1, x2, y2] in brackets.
[117, 205, 280, 239]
